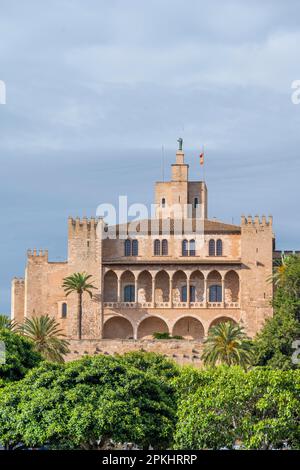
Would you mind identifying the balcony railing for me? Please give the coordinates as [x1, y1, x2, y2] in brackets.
[103, 301, 240, 309]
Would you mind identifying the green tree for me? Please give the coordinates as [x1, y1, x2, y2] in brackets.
[119, 351, 179, 381]
[19, 315, 69, 363]
[174, 366, 300, 450]
[0, 329, 42, 383]
[62, 272, 97, 340]
[201, 322, 254, 369]
[0, 354, 176, 450]
[254, 255, 300, 369]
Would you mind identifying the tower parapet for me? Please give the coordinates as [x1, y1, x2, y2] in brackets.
[241, 215, 273, 227]
[27, 249, 48, 261]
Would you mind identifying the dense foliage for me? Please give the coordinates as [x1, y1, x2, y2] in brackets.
[0, 329, 42, 382]
[254, 254, 300, 369]
[174, 366, 300, 449]
[0, 353, 177, 450]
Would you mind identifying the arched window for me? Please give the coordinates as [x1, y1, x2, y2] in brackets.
[162, 239, 168, 256]
[189, 239, 196, 256]
[124, 285, 135, 302]
[61, 302, 67, 318]
[182, 239, 188, 256]
[209, 285, 222, 302]
[154, 239, 160, 255]
[132, 239, 138, 256]
[124, 239, 131, 256]
[216, 239, 223, 256]
[193, 197, 199, 208]
[161, 198, 166, 208]
[209, 239, 215, 256]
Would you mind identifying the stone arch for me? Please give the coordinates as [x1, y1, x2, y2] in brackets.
[103, 316, 134, 339]
[209, 316, 238, 331]
[154, 270, 170, 303]
[137, 270, 152, 303]
[224, 270, 240, 303]
[172, 270, 187, 302]
[137, 316, 169, 339]
[172, 316, 205, 340]
[103, 270, 118, 302]
[190, 270, 205, 302]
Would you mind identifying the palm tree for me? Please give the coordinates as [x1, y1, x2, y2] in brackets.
[268, 253, 291, 288]
[0, 314, 17, 331]
[201, 321, 254, 369]
[19, 315, 69, 362]
[62, 272, 97, 340]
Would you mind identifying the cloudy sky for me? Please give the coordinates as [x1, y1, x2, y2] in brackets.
[0, 0, 300, 313]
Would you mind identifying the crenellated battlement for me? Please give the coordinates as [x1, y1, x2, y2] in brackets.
[12, 277, 24, 284]
[241, 215, 273, 227]
[68, 216, 100, 238]
[27, 249, 48, 260]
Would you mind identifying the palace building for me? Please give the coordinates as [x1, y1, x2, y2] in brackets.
[11, 142, 275, 346]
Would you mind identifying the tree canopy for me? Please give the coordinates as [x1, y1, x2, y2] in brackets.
[174, 366, 300, 450]
[0, 353, 177, 450]
[0, 329, 42, 383]
[254, 254, 300, 369]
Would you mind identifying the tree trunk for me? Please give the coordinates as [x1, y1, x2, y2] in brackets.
[78, 292, 82, 340]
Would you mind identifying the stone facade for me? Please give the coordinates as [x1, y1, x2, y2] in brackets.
[11, 144, 275, 352]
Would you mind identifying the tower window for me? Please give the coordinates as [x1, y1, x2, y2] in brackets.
[209, 239, 216, 256]
[193, 197, 199, 208]
[216, 239, 223, 256]
[209, 285, 222, 302]
[132, 240, 138, 256]
[124, 239, 131, 256]
[154, 239, 160, 256]
[182, 239, 188, 256]
[189, 239, 196, 256]
[61, 302, 67, 318]
[162, 239, 168, 256]
[161, 198, 166, 208]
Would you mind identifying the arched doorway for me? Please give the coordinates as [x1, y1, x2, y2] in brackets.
[103, 316, 134, 339]
[103, 271, 118, 302]
[137, 316, 169, 339]
[154, 270, 170, 303]
[172, 270, 187, 303]
[137, 270, 152, 303]
[207, 270, 222, 302]
[172, 316, 205, 340]
[224, 271, 240, 304]
[120, 270, 135, 302]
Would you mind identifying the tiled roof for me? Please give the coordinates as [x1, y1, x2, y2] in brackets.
[106, 218, 241, 236]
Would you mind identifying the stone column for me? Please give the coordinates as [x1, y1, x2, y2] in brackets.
[117, 276, 121, 303]
[152, 277, 155, 307]
[134, 277, 138, 304]
[186, 276, 190, 307]
[169, 276, 173, 308]
[204, 277, 208, 307]
[221, 278, 225, 307]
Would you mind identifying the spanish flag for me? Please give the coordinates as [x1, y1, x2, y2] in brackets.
[200, 151, 204, 166]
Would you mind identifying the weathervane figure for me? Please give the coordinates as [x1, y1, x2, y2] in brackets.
[177, 137, 183, 151]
